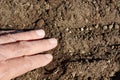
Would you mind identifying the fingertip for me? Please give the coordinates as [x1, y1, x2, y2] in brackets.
[45, 54, 53, 60]
[42, 54, 53, 66]
[37, 54, 53, 67]
[48, 38, 58, 47]
[36, 29, 45, 38]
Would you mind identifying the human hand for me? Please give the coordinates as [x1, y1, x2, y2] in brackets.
[0, 30, 57, 80]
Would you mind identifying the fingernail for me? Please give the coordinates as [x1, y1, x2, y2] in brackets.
[49, 38, 57, 45]
[36, 29, 45, 37]
[45, 54, 53, 59]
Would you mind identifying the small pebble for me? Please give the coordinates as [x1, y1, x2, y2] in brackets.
[109, 24, 113, 30]
[115, 24, 119, 29]
[89, 27, 93, 30]
[69, 31, 72, 33]
[80, 27, 84, 31]
[66, 28, 69, 31]
[37, 19, 44, 28]
[69, 50, 72, 53]
[72, 72, 76, 77]
[111, 46, 114, 49]
[86, 27, 89, 31]
[85, 19, 89, 23]
[90, 37, 94, 40]
[103, 26, 108, 30]
[107, 60, 111, 63]
[81, 50, 86, 54]
[8, 25, 13, 28]
[95, 24, 99, 29]
[75, 36, 78, 39]
[45, 4, 50, 10]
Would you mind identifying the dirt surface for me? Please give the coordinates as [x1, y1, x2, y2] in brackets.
[0, 0, 120, 80]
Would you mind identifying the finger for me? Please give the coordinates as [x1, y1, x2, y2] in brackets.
[0, 29, 45, 44]
[0, 38, 57, 61]
[0, 30, 15, 35]
[0, 54, 53, 80]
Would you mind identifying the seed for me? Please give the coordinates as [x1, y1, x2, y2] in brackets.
[37, 19, 44, 28]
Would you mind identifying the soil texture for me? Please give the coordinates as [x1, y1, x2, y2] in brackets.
[0, 0, 120, 80]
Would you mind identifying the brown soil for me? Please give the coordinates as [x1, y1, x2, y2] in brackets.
[0, 0, 120, 80]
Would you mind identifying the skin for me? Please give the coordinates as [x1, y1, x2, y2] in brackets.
[0, 29, 57, 80]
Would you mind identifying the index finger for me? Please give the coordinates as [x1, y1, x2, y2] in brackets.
[0, 29, 45, 44]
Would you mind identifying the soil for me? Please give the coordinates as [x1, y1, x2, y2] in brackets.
[0, 0, 120, 80]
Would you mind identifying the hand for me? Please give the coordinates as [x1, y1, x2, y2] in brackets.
[0, 30, 57, 80]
